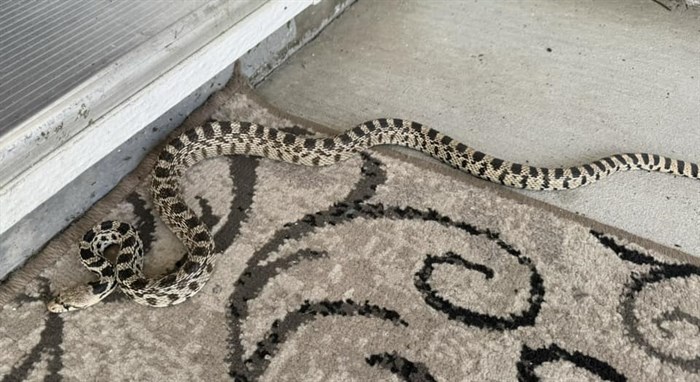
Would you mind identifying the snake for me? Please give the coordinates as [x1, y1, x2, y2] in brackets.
[47, 118, 699, 313]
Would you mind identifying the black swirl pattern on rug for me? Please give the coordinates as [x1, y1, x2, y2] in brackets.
[226, 153, 543, 379]
[211, 155, 260, 252]
[196, 196, 221, 229]
[517, 344, 627, 381]
[226, 153, 389, 378]
[365, 352, 437, 382]
[205, 124, 312, 253]
[591, 230, 700, 373]
[4, 278, 64, 382]
[126, 191, 157, 255]
[416, 249, 542, 330]
[232, 300, 409, 381]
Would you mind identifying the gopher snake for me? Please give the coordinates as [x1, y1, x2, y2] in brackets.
[47, 119, 699, 312]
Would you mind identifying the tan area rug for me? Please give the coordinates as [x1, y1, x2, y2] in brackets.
[1, 75, 699, 382]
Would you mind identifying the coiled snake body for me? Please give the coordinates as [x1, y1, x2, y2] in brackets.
[47, 119, 699, 312]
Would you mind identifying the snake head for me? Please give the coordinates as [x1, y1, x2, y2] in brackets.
[46, 285, 100, 313]
[47, 295, 78, 313]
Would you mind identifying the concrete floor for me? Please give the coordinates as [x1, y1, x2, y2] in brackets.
[257, 0, 700, 255]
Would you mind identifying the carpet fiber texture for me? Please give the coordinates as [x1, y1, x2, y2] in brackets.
[1, 77, 699, 381]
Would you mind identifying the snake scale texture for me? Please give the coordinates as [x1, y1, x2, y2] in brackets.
[47, 119, 699, 312]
